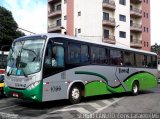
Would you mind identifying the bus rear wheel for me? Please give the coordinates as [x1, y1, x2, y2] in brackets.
[132, 81, 139, 96]
[69, 85, 82, 104]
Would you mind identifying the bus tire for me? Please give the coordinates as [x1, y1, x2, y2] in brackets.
[69, 85, 82, 104]
[132, 81, 139, 96]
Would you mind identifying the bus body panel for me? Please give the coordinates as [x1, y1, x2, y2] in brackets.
[42, 65, 157, 102]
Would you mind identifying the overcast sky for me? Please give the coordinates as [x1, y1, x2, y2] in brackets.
[0, 0, 159, 45]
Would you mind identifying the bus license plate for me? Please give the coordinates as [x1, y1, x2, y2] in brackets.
[13, 93, 19, 97]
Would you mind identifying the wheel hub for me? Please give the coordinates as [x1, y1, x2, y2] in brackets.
[72, 88, 80, 100]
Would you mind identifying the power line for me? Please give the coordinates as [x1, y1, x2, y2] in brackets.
[17, 27, 36, 34]
[0, 24, 36, 34]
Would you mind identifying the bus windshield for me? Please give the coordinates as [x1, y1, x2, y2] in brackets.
[6, 37, 45, 76]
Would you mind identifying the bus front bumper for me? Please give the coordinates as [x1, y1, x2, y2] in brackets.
[4, 82, 42, 102]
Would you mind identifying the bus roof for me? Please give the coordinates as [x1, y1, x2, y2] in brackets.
[15, 33, 157, 56]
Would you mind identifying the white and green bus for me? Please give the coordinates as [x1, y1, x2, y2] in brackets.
[4, 34, 158, 104]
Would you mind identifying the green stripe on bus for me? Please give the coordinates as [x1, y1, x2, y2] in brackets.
[75, 71, 120, 94]
[75, 71, 157, 97]
[124, 72, 157, 91]
[75, 71, 108, 82]
[4, 80, 43, 102]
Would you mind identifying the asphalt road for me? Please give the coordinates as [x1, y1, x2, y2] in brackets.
[0, 84, 159, 119]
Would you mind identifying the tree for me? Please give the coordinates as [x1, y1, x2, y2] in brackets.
[151, 43, 160, 54]
[151, 43, 160, 63]
[0, 6, 25, 50]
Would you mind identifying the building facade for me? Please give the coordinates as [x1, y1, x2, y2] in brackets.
[47, 0, 150, 51]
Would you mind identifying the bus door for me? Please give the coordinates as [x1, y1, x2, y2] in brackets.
[43, 38, 67, 101]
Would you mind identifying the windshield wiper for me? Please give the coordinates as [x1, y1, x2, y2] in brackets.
[15, 42, 28, 78]
[7, 68, 13, 76]
[22, 48, 38, 57]
[20, 68, 28, 78]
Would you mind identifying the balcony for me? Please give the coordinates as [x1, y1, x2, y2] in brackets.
[48, 0, 61, 4]
[103, 0, 116, 10]
[130, 0, 142, 4]
[48, 10, 62, 18]
[48, 24, 62, 33]
[130, 23, 142, 32]
[130, 40, 142, 48]
[103, 18, 116, 27]
[103, 35, 116, 44]
[130, 7, 142, 18]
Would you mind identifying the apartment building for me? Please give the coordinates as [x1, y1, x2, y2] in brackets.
[47, 0, 150, 51]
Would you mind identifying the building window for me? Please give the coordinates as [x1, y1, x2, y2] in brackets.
[103, 12, 109, 20]
[130, 20, 133, 26]
[56, 19, 61, 26]
[103, 0, 110, 3]
[119, 0, 126, 5]
[147, 42, 149, 47]
[64, 16, 67, 20]
[147, 28, 149, 32]
[64, 0, 67, 4]
[78, 11, 81, 16]
[78, 28, 81, 33]
[56, 4, 61, 11]
[144, 0, 145, 3]
[130, 35, 133, 42]
[103, 29, 109, 38]
[146, 0, 148, 3]
[144, 12, 145, 17]
[119, 31, 126, 38]
[146, 13, 149, 18]
[119, 14, 126, 22]
[144, 27, 146, 32]
[144, 41, 146, 47]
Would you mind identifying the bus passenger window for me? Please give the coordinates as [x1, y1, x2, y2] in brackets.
[143, 55, 147, 67]
[91, 47, 100, 64]
[151, 56, 157, 68]
[110, 49, 123, 66]
[123, 51, 134, 66]
[99, 48, 106, 64]
[52, 46, 64, 67]
[147, 56, 152, 68]
[135, 54, 143, 67]
[81, 45, 89, 63]
[68, 43, 81, 64]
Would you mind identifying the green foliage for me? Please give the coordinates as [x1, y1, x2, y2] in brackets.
[0, 6, 25, 50]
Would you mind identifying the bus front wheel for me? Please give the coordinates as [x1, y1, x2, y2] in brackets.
[69, 85, 82, 104]
[132, 81, 139, 96]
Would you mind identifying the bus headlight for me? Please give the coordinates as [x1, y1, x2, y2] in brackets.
[27, 81, 40, 90]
